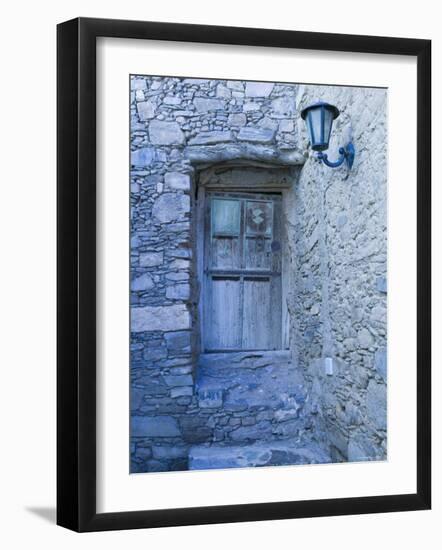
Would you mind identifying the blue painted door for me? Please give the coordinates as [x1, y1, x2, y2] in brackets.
[204, 192, 282, 351]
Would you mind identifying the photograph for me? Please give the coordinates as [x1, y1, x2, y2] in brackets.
[0, 0, 434, 541]
[129, 75, 388, 474]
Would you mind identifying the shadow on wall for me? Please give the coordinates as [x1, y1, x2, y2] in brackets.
[25, 507, 56, 524]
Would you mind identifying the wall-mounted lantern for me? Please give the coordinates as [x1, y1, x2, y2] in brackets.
[300, 101, 355, 169]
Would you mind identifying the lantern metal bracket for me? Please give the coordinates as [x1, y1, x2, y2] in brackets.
[317, 142, 355, 170]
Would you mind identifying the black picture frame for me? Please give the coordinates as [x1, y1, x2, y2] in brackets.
[57, 17, 431, 532]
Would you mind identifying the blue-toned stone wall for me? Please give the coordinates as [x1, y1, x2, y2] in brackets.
[292, 85, 388, 462]
[130, 76, 306, 472]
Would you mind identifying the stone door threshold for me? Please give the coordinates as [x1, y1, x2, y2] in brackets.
[199, 349, 291, 368]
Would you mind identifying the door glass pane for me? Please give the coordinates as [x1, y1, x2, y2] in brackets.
[212, 199, 240, 235]
[245, 201, 273, 236]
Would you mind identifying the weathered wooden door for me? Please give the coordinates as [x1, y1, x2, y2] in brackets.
[204, 191, 282, 351]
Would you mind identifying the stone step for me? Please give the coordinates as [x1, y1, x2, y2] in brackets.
[188, 440, 331, 471]
[199, 350, 292, 371]
[196, 350, 305, 413]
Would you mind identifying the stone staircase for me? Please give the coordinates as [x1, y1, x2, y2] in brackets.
[189, 350, 331, 470]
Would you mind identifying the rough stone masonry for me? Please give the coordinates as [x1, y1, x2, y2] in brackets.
[129, 75, 387, 472]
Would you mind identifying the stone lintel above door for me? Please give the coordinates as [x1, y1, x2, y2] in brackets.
[197, 163, 301, 191]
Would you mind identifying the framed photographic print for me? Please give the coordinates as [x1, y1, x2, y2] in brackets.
[57, 17, 431, 531]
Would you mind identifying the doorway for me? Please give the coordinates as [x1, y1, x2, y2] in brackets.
[202, 191, 283, 352]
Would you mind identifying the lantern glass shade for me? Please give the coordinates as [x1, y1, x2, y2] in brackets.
[301, 102, 340, 152]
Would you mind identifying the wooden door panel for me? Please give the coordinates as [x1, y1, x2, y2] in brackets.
[211, 237, 241, 270]
[245, 237, 272, 270]
[269, 274, 282, 348]
[242, 278, 271, 349]
[207, 277, 241, 350]
[271, 199, 283, 273]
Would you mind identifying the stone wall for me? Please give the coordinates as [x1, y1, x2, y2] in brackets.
[292, 85, 388, 462]
[130, 75, 387, 472]
[130, 76, 305, 472]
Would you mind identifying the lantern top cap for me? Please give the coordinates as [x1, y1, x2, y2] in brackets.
[300, 101, 340, 120]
